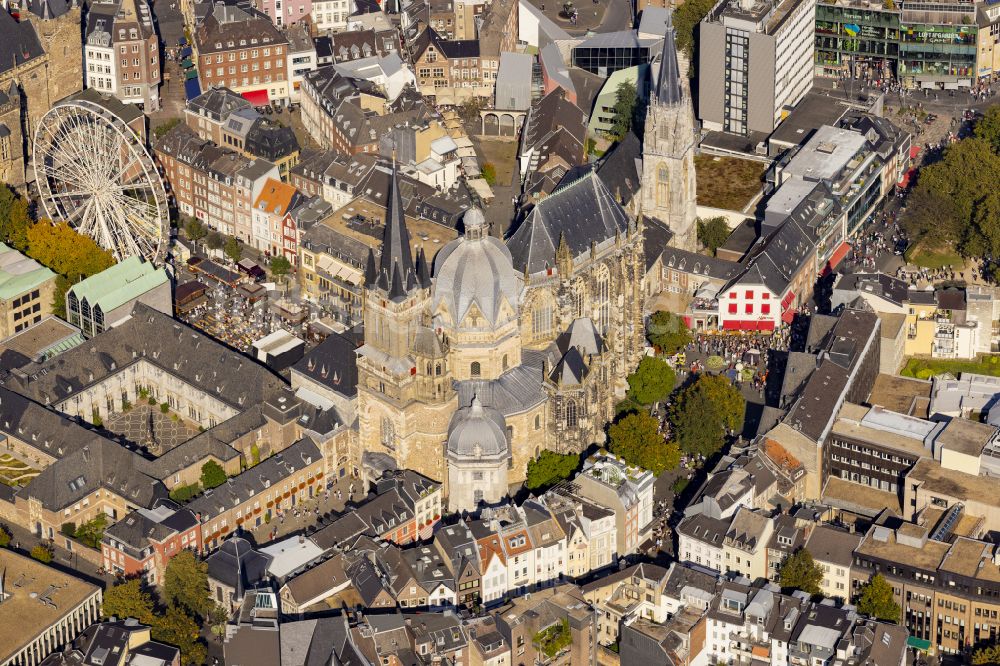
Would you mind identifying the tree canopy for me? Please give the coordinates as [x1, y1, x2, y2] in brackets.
[903, 111, 1000, 261]
[609, 80, 638, 140]
[102, 579, 156, 625]
[200, 460, 227, 490]
[224, 236, 242, 263]
[0, 185, 32, 252]
[270, 255, 292, 279]
[184, 218, 208, 244]
[206, 231, 224, 251]
[856, 574, 901, 623]
[697, 217, 731, 255]
[647, 311, 692, 356]
[673, 0, 716, 57]
[152, 605, 208, 666]
[627, 356, 676, 406]
[669, 373, 745, 457]
[973, 644, 1000, 666]
[608, 411, 680, 475]
[26, 221, 115, 279]
[778, 548, 824, 596]
[525, 450, 579, 490]
[163, 550, 212, 619]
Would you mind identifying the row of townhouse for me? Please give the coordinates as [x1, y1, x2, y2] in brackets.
[227, 585, 596, 666]
[582, 560, 908, 666]
[273, 454, 652, 614]
[154, 121, 330, 261]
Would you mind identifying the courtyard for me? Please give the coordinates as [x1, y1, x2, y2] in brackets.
[0, 453, 38, 487]
[104, 404, 200, 454]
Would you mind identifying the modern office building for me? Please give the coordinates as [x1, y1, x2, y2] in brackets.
[0, 243, 57, 338]
[571, 30, 654, 77]
[698, 0, 816, 135]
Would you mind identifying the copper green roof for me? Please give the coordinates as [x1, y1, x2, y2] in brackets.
[67, 255, 168, 312]
[0, 243, 56, 300]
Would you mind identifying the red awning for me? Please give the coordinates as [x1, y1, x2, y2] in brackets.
[899, 167, 916, 189]
[241, 89, 269, 106]
[827, 241, 851, 271]
[781, 291, 795, 309]
[782, 309, 795, 324]
[909, 145, 921, 160]
[722, 319, 776, 332]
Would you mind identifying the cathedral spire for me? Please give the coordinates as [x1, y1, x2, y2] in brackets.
[656, 11, 683, 106]
[376, 160, 417, 300]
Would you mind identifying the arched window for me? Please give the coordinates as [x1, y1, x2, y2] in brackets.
[502, 354, 509, 371]
[506, 426, 513, 442]
[656, 163, 670, 209]
[534, 414, 541, 430]
[596, 267, 611, 334]
[426, 363, 432, 375]
[470, 361, 481, 377]
[566, 401, 578, 428]
[380, 417, 395, 450]
[531, 295, 553, 337]
[435, 363, 442, 376]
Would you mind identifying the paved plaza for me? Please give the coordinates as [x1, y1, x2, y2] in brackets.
[104, 404, 200, 454]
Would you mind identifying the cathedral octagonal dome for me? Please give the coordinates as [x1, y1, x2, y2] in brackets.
[446, 396, 509, 460]
[432, 207, 522, 327]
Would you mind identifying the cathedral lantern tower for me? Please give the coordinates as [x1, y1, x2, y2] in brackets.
[641, 13, 698, 252]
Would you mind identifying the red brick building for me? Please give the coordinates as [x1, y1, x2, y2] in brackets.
[101, 502, 202, 585]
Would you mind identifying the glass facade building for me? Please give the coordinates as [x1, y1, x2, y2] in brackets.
[815, 0, 979, 87]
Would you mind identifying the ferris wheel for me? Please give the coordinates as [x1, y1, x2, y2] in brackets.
[33, 96, 169, 264]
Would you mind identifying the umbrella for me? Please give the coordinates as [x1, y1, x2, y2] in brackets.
[743, 348, 761, 365]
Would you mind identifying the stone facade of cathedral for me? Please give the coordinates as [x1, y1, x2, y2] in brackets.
[354, 166, 645, 511]
[640, 17, 698, 253]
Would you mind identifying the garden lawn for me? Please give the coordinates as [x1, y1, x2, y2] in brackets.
[904, 242, 965, 270]
[901, 355, 1000, 380]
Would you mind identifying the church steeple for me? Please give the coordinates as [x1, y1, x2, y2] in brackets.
[656, 12, 683, 106]
[374, 160, 418, 300]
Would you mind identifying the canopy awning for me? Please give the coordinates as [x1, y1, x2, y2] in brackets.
[181, 57, 194, 69]
[781, 309, 795, 324]
[826, 241, 851, 271]
[178, 36, 188, 46]
[242, 89, 269, 106]
[180, 46, 193, 57]
[185, 69, 199, 80]
[723, 319, 775, 332]
[184, 77, 202, 100]
[907, 637, 931, 652]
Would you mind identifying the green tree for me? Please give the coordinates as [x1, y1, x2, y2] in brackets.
[646, 311, 692, 356]
[152, 605, 208, 666]
[669, 373, 745, 457]
[163, 550, 212, 618]
[30, 544, 53, 563]
[184, 217, 208, 247]
[153, 118, 182, 139]
[206, 231, 224, 251]
[626, 356, 676, 405]
[481, 162, 497, 185]
[673, 0, 717, 57]
[609, 80, 638, 140]
[200, 460, 227, 490]
[697, 217, 731, 255]
[102, 579, 156, 624]
[208, 602, 230, 640]
[975, 105, 1000, 154]
[526, 450, 580, 490]
[0, 525, 11, 548]
[224, 236, 242, 263]
[0, 185, 33, 251]
[778, 548, 824, 595]
[856, 574, 901, 623]
[73, 514, 108, 549]
[973, 644, 1000, 665]
[269, 254, 291, 281]
[608, 411, 680, 475]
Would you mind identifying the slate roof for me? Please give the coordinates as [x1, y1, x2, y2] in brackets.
[195, 7, 287, 55]
[206, 537, 272, 594]
[783, 359, 850, 442]
[655, 11, 682, 105]
[595, 130, 643, 206]
[455, 350, 547, 416]
[508, 171, 631, 275]
[5, 302, 286, 412]
[291, 332, 360, 398]
[0, 11, 45, 75]
[661, 247, 740, 281]
[186, 86, 252, 121]
[187, 437, 322, 521]
[835, 272, 908, 307]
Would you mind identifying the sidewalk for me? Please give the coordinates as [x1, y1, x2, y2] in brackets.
[244, 473, 367, 545]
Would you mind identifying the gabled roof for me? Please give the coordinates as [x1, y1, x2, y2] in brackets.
[508, 171, 631, 275]
[0, 10, 45, 75]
